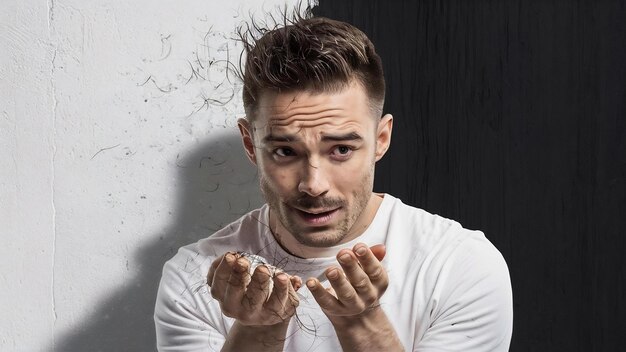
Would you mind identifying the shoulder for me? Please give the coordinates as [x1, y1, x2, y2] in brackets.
[381, 195, 482, 268]
[157, 205, 270, 309]
[194, 205, 271, 256]
[161, 204, 270, 284]
[155, 207, 271, 347]
[381, 195, 512, 350]
[384, 195, 510, 294]
[381, 194, 500, 263]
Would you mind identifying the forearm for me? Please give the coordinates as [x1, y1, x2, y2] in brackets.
[221, 320, 289, 352]
[331, 306, 405, 352]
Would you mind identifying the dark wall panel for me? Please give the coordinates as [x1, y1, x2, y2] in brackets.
[314, 1, 626, 351]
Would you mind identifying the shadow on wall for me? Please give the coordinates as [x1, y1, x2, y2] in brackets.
[51, 132, 263, 352]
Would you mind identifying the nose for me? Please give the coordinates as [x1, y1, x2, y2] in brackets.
[297, 159, 329, 197]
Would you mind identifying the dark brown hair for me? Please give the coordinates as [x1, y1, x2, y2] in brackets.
[238, 12, 385, 120]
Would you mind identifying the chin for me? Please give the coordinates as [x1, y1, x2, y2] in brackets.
[290, 227, 349, 248]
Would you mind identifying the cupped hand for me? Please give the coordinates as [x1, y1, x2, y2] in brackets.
[207, 252, 302, 326]
[306, 243, 388, 318]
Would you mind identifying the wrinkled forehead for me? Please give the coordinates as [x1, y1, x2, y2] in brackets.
[251, 83, 374, 135]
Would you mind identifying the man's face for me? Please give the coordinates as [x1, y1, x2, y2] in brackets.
[239, 82, 392, 252]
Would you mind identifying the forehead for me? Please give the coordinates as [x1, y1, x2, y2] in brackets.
[252, 82, 375, 134]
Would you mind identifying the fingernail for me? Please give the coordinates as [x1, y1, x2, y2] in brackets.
[306, 279, 316, 289]
[293, 277, 303, 290]
[356, 246, 367, 256]
[327, 269, 339, 279]
[339, 253, 351, 263]
[276, 273, 288, 283]
[252, 264, 264, 274]
[235, 259, 247, 273]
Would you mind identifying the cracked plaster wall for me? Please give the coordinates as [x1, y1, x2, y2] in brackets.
[0, 0, 305, 350]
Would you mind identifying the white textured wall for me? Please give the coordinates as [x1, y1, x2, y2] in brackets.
[0, 1, 305, 350]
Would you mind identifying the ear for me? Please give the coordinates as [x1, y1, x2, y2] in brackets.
[237, 117, 257, 165]
[375, 114, 393, 161]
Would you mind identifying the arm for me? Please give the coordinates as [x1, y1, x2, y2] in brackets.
[306, 244, 405, 352]
[220, 320, 289, 352]
[415, 236, 513, 351]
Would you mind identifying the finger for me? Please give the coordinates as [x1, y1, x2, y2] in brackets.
[337, 250, 373, 295]
[290, 275, 303, 291]
[207, 254, 225, 287]
[325, 266, 362, 309]
[287, 279, 302, 309]
[264, 273, 294, 322]
[369, 244, 386, 261]
[285, 275, 301, 308]
[268, 273, 291, 304]
[325, 286, 337, 298]
[354, 243, 388, 289]
[210, 253, 236, 300]
[306, 277, 341, 311]
[222, 256, 250, 311]
[244, 265, 273, 309]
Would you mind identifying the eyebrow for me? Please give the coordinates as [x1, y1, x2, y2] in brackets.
[262, 134, 298, 143]
[321, 132, 363, 142]
[262, 132, 363, 143]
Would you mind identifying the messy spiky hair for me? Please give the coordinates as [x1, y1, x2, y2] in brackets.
[238, 9, 385, 121]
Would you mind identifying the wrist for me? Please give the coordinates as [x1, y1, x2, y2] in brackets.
[329, 303, 385, 330]
[234, 318, 290, 331]
[233, 319, 290, 340]
[223, 320, 290, 351]
[329, 305, 405, 352]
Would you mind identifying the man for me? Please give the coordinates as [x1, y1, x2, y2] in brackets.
[155, 15, 513, 351]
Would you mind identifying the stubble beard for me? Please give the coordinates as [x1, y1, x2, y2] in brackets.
[260, 166, 374, 248]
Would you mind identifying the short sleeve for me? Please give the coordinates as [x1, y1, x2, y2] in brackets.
[415, 235, 513, 352]
[154, 248, 228, 352]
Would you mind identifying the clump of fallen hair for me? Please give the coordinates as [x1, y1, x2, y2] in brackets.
[236, 6, 385, 120]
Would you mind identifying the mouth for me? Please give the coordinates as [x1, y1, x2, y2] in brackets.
[293, 207, 341, 225]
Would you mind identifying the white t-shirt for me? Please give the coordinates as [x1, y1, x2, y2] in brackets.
[155, 194, 513, 351]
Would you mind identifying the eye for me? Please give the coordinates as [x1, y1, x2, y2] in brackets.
[330, 145, 354, 160]
[336, 146, 351, 155]
[274, 147, 296, 157]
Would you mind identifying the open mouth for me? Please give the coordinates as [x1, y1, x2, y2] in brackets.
[294, 207, 340, 225]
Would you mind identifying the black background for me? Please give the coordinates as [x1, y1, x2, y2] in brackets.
[315, 1, 626, 350]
